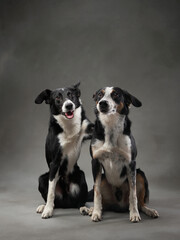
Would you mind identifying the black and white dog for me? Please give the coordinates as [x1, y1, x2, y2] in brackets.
[35, 83, 93, 219]
[80, 87, 159, 222]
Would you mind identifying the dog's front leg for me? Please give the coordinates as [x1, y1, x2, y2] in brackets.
[91, 159, 102, 222]
[41, 168, 59, 219]
[127, 161, 141, 223]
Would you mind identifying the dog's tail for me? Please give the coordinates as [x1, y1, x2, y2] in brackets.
[87, 189, 94, 202]
[137, 168, 149, 203]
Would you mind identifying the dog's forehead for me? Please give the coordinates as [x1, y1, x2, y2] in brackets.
[105, 87, 113, 94]
[95, 87, 113, 95]
[106, 87, 123, 96]
[102, 87, 114, 98]
[52, 87, 74, 96]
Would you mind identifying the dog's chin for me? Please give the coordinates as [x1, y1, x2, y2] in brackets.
[99, 109, 117, 115]
[64, 111, 74, 119]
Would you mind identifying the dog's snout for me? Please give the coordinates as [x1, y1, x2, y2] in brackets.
[65, 103, 73, 110]
[99, 100, 108, 108]
[99, 100, 109, 113]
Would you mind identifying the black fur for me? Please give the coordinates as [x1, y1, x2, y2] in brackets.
[120, 166, 127, 178]
[137, 168, 149, 203]
[91, 158, 101, 182]
[38, 167, 88, 208]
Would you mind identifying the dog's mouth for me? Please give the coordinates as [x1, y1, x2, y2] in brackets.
[64, 111, 74, 119]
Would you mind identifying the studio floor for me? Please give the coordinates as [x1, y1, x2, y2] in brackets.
[1, 180, 180, 240]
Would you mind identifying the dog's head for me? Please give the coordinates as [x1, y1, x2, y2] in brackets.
[93, 87, 142, 116]
[35, 82, 81, 119]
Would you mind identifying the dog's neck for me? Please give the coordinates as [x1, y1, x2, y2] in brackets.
[53, 106, 82, 138]
[99, 112, 125, 147]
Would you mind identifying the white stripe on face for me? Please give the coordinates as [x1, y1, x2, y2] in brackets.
[103, 87, 113, 98]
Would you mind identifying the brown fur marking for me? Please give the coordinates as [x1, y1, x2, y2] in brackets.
[116, 102, 124, 114]
[136, 174, 146, 208]
[100, 173, 147, 210]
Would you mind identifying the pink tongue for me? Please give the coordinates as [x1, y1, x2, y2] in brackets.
[65, 112, 74, 119]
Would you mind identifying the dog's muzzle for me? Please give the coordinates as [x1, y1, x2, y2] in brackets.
[99, 100, 109, 113]
[63, 101, 75, 119]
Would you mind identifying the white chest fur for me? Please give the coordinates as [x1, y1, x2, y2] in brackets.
[54, 107, 88, 173]
[92, 113, 132, 187]
[102, 157, 127, 187]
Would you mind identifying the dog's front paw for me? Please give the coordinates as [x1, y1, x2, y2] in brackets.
[36, 204, 45, 214]
[41, 206, 54, 219]
[130, 211, 141, 223]
[91, 210, 102, 222]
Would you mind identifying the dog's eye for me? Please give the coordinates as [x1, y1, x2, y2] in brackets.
[55, 97, 61, 103]
[67, 92, 74, 98]
[113, 92, 118, 97]
[98, 92, 103, 98]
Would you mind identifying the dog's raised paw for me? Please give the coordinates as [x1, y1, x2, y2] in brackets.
[36, 204, 45, 214]
[41, 206, 53, 219]
[130, 212, 141, 223]
[91, 211, 102, 222]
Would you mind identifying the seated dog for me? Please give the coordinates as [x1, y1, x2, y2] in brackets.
[35, 83, 93, 219]
[80, 87, 159, 222]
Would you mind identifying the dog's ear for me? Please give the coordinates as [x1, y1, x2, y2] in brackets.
[73, 82, 80, 89]
[123, 90, 142, 107]
[93, 88, 104, 102]
[92, 89, 102, 101]
[92, 92, 97, 101]
[35, 89, 52, 104]
[73, 82, 81, 97]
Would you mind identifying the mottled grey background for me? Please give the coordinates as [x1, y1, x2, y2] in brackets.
[0, 1, 180, 240]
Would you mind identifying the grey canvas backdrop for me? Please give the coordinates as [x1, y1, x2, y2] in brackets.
[0, 1, 180, 240]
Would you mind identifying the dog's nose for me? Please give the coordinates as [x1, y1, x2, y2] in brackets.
[99, 100, 109, 113]
[99, 101, 108, 108]
[65, 103, 73, 110]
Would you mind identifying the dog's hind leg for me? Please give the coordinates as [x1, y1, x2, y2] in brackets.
[140, 205, 159, 218]
[136, 169, 159, 218]
[38, 172, 49, 201]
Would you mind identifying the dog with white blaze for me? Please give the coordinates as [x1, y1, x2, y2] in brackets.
[80, 87, 159, 223]
[35, 82, 94, 219]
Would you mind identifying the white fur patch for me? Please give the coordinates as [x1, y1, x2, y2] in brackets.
[69, 183, 80, 196]
[36, 204, 45, 214]
[53, 106, 82, 138]
[41, 171, 59, 219]
[62, 100, 75, 113]
[92, 113, 132, 187]
[128, 177, 141, 222]
[54, 106, 90, 173]
[92, 171, 102, 222]
[97, 87, 117, 115]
